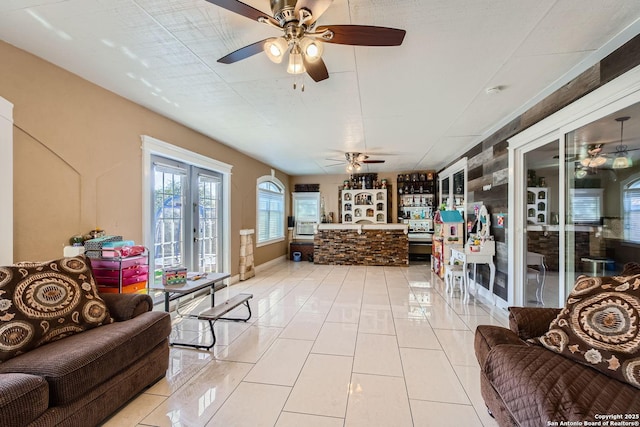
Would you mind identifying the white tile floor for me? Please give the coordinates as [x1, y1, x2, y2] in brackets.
[102, 261, 509, 427]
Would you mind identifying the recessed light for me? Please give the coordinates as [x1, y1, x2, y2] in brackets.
[485, 86, 502, 95]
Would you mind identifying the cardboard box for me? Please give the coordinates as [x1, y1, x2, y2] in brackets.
[162, 267, 187, 286]
[84, 236, 123, 252]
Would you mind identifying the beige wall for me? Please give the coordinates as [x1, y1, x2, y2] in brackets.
[1, 41, 289, 271]
[291, 172, 403, 223]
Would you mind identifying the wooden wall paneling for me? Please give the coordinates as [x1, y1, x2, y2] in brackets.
[467, 174, 492, 193]
[467, 165, 484, 182]
[492, 139, 509, 157]
[484, 152, 508, 175]
[520, 65, 601, 129]
[600, 34, 640, 85]
[462, 142, 483, 161]
[481, 116, 521, 149]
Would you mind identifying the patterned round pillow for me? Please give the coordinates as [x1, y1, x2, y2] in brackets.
[530, 273, 640, 388]
[0, 256, 113, 362]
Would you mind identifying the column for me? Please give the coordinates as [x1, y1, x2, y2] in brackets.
[239, 229, 255, 281]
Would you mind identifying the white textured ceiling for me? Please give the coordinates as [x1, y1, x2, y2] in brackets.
[1, 0, 640, 175]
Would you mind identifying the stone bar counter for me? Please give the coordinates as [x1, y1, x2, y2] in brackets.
[314, 224, 409, 266]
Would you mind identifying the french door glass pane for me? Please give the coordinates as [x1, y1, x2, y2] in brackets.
[153, 165, 187, 278]
[523, 140, 559, 307]
[197, 173, 221, 273]
[564, 103, 640, 295]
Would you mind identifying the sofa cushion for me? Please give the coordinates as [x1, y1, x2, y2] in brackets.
[484, 344, 640, 425]
[530, 272, 640, 389]
[0, 373, 49, 427]
[0, 310, 170, 405]
[0, 256, 113, 362]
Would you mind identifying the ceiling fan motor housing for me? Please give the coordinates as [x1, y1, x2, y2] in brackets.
[270, 0, 298, 26]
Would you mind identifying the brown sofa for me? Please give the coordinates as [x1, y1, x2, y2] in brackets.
[0, 292, 171, 427]
[475, 306, 640, 426]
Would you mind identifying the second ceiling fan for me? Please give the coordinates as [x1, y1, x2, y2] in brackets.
[207, 0, 406, 82]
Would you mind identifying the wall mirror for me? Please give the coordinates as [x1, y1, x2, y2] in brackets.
[477, 205, 491, 238]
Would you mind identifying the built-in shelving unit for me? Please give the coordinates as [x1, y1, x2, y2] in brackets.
[341, 189, 387, 224]
[397, 171, 436, 221]
[527, 187, 548, 224]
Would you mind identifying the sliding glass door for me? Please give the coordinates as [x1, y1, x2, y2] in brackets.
[516, 139, 563, 307]
[564, 107, 640, 297]
[510, 92, 640, 309]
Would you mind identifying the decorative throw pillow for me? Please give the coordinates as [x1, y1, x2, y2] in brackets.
[0, 256, 113, 362]
[530, 273, 640, 388]
[622, 262, 640, 276]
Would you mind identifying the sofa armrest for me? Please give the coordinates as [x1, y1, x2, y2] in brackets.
[99, 293, 154, 321]
[475, 325, 525, 369]
[0, 373, 49, 427]
[508, 306, 562, 340]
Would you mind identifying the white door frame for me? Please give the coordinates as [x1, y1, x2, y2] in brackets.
[141, 135, 233, 277]
[0, 96, 13, 265]
[508, 134, 565, 307]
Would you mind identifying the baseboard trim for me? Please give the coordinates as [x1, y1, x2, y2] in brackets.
[228, 255, 288, 286]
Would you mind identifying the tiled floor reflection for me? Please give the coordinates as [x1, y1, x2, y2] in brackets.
[102, 261, 507, 427]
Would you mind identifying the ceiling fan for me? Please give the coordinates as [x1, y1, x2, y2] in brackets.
[559, 117, 638, 170]
[207, 0, 406, 82]
[326, 152, 386, 172]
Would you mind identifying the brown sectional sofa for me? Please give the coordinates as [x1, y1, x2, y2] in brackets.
[475, 306, 640, 426]
[0, 292, 171, 427]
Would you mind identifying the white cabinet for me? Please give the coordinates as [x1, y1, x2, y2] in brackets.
[341, 189, 387, 224]
[438, 158, 467, 218]
[527, 187, 548, 224]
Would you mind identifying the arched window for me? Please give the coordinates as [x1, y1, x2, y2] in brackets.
[257, 176, 285, 245]
[623, 175, 640, 243]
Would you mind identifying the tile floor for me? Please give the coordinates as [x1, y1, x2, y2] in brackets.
[102, 260, 509, 427]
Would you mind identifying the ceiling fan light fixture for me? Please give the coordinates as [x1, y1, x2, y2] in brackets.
[287, 45, 306, 74]
[580, 156, 607, 168]
[264, 37, 287, 63]
[300, 37, 323, 61]
[612, 155, 632, 169]
[612, 116, 633, 169]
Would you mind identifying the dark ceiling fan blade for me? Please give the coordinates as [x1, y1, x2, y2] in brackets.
[295, 0, 333, 26]
[205, 0, 279, 26]
[217, 39, 269, 64]
[303, 56, 329, 82]
[362, 159, 385, 164]
[316, 25, 406, 46]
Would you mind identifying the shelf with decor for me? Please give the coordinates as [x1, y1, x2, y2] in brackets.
[341, 189, 387, 224]
[397, 171, 436, 221]
[527, 187, 548, 224]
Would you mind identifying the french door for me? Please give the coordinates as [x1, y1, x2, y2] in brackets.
[151, 155, 223, 278]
